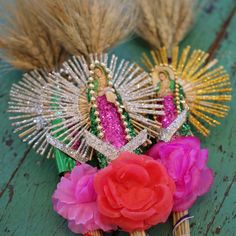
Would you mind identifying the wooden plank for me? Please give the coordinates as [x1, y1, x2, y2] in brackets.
[0, 0, 236, 235]
[0, 149, 75, 236]
[193, 13, 236, 236]
[0, 69, 31, 193]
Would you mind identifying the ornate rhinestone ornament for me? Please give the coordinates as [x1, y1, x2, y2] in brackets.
[8, 54, 163, 163]
[84, 129, 148, 162]
[143, 46, 232, 136]
[159, 109, 188, 142]
[8, 70, 54, 158]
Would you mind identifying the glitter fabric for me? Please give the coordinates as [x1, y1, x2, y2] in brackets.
[97, 95, 127, 149]
[159, 110, 187, 142]
[160, 95, 177, 128]
[84, 130, 147, 162]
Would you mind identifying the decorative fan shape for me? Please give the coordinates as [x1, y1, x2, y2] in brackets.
[43, 53, 163, 162]
[8, 70, 53, 157]
[8, 53, 163, 161]
[142, 46, 232, 136]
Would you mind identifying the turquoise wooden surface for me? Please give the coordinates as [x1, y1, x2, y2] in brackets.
[0, 0, 236, 235]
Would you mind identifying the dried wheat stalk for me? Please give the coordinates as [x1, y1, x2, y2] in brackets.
[130, 231, 147, 236]
[0, 0, 68, 70]
[84, 230, 102, 236]
[137, 0, 195, 49]
[35, 0, 138, 56]
[173, 211, 191, 236]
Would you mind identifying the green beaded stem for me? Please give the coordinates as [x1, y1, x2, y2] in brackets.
[87, 88, 108, 168]
[116, 93, 142, 154]
[90, 106, 108, 168]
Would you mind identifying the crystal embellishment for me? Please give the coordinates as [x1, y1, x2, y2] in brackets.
[84, 129, 148, 161]
[159, 109, 188, 142]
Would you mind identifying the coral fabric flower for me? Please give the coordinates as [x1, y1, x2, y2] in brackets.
[147, 136, 214, 212]
[94, 152, 175, 232]
[52, 164, 116, 234]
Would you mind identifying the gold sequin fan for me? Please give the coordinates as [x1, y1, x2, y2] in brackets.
[142, 46, 232, 136]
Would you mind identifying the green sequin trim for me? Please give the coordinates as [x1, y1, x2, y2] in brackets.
[87, 81, 109, 168]
[116, 93, 141, 154]
[177, 84, 192, 136]
[170, 80, 175, 92]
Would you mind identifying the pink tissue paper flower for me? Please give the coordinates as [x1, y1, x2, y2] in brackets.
[52, 164, 116, 234]
[147, 136, 214, 211]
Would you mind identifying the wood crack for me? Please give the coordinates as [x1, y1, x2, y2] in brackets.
[0, 146, 31, 198]
[203, 4, 236, 235]
[207, 5, 236, 61]
[204, 173, 236, 235]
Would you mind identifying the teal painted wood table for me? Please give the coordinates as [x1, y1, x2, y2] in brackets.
[0, 0, 236, 235]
